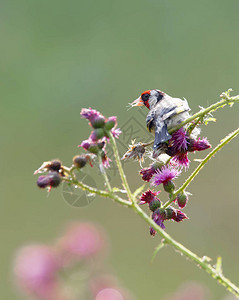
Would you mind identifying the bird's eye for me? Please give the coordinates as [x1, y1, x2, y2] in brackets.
[142, 93, 149, 102]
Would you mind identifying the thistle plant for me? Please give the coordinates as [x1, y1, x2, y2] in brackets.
[34, 89, 239, 298]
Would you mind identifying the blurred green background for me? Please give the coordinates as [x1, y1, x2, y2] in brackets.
[1, 0, 239, 299]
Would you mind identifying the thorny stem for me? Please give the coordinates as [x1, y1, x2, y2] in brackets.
[168, 90, 239, 134]
[64, 173, 239, 297]
[97, 153, 112, 191]
[109, 132, 135, 205]
[162, 127, 239, 209]
[63, 171, 131, 207]
[132, 203, 239, 298]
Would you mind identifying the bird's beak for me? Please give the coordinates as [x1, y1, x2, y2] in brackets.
[130, 96, 144, 107]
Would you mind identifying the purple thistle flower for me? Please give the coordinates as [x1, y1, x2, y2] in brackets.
[169, 128, 188, 153]
[81, 108, 103, 122]
[173, 210, 188, 222]
[139, 190, 161, 212]
[79, 140, 91, 150]
[139, 161, 164, 182]
[187, 137, 211, 152]
[151, 165, 181, 186]
[172, 152, 190, 168]
[149, 206, 188, 235]
[151, 209, 166, 231]
[101, 151, 111, 168]
[139, 190, 160, 204]
[111, 128, 121, 139]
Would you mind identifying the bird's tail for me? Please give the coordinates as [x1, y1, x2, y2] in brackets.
[153, 123, 171, 149]
[152, 123, 171, 158]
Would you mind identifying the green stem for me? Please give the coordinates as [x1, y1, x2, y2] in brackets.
[163, 127, 239, 208]
[168, 93, 239, 135]
[63, 175, 131, 207]
[98, 153, 112, 191]
[132, 203, 239, 298]
[63, 174, 239, 297]
[109, 132, 135, 204]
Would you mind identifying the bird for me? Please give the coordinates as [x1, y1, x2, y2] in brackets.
[130, 89, 191, 155]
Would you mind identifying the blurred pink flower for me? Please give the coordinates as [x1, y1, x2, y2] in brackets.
[13, 245, 62, 300]
[58, 222, 105, 263]
[95, 288, 124, 300]
[89, 274, 118, 296]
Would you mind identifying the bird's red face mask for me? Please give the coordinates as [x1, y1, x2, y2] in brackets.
[131, 90, 151, 109]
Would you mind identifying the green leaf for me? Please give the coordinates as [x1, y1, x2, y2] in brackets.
[112, 187, 127, 194]
[133, 184, 145, 198]
[216, 256, 222, 274]
[151, 240, 166, 262]
[204, 117, 216, 125]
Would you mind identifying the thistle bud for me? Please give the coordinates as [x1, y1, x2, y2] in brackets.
[173, 210, 188, 222]
[187, 137, 211, 152]
[48, 172, 61, 187]
[97, 141, 105, 149]
[163, 180, 175, 193]
[140, 161, 164, 182]
[37, 172, 61, 189]
[88, 144, 100, 154]
[165, 206, 176, 220]
[139, 190, 161, 212]
[73, 155, 87, 168]
[176, 192, 189, 208]
[149, 199, 161, 212]
[91, 116, 105, 129]
[37, 176, 49, 189]
[48, 160, 61, 172]
[105, 117, 116, 130]
[90, 128, 105, 141]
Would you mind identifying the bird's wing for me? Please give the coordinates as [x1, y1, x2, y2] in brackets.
[153, 118, 172, 149]
[161, 98, 190, 121]
[146, 110, 156, 132]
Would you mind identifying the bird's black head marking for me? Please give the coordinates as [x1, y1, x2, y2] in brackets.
[156, 91, 164, 102]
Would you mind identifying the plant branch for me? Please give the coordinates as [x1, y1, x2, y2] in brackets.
[163, 127, 239, 208]
[63, 175, 131, 207]
[168, 89, 239, 134]
[132, 203, 239, 298]
[109, 132, 135, 204]
[98, 153, 112, 191]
